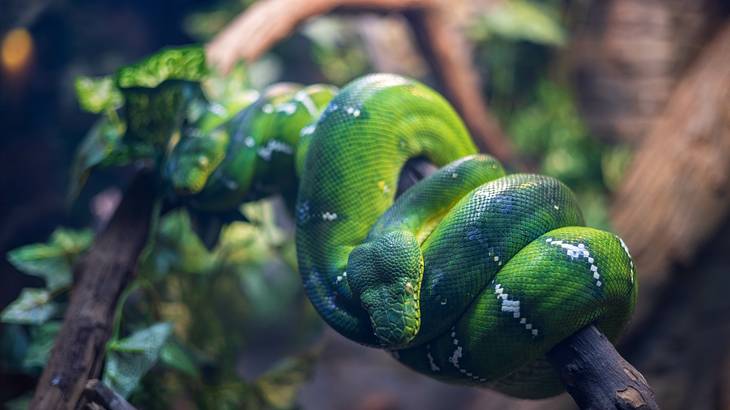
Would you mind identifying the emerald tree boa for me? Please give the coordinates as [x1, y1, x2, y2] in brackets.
[134, 65, 637, 398]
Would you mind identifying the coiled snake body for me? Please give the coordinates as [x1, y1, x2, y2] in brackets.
[171, 73, 637, 398]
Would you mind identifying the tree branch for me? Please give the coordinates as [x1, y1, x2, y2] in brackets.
[83, 380, 138, 410]
[205, 0, 521, 168]
[546, 325, 658, 410]
[29, 171, 157, 410]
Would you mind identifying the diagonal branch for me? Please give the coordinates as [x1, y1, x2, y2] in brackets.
[29, 172, 157, 410]
[205, 0, 521, 168]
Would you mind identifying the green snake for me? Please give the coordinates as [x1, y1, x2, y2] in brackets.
[166, 73, 637, 398]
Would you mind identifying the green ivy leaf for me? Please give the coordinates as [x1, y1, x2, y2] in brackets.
[7, 228, 92, 291]
[1, 289, 57, 325]
[75, 76, 123, 114]
[476, 0, 565, 46]
[104, 322, 173, 398]
[22, 321, 62, 370]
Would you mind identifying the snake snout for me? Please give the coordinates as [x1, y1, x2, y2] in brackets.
[347, 231, 424, 348]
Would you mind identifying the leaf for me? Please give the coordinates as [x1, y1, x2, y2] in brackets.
[7, 228, 93, 291]
[1, 289, 57, 325]
[477, 0, 566, 46]
[116, 46, 209, 147]
[140, 210, 215, 279]
[22, 321, 62, 370]
[252, 351, 318, 410]
[75, 75, 123, 114]
[104, 322, 173, 398]
[68, 118, 125, 202]
[160, 339, 199, 378]
[116, 46, 208, 89]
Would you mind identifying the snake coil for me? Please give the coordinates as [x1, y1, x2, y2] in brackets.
[169, 73, 637, 398]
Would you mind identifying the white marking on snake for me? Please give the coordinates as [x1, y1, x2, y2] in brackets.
[447, 326, 487, 382]
[209, 103, 227, 117]
[262, 104, 274, 113]
[426, 344, 441, 372]
[295, 91, 319, 116]
[257, 140, 293, 160]
[322, 212, 338, 221]
[495, 283, 539, 337]
[276, 102, 297, 115]
[244, 136, 256, 147]
[345, 106, 361, 117]
[617, 236, 636, 284]
[300, 124, 316, 136]
[546, 238, 602, 288]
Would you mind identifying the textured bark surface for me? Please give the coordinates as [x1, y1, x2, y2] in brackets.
[546, 326, 658, 410]
[83, 380, 138, 410]
[29, 172, 157, 410]
[205, 0, 520, 168]
[570, 0, 727, 144]
[611, 21, 730, 336]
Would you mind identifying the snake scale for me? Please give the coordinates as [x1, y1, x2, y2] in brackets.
[163, 72, 637, 398]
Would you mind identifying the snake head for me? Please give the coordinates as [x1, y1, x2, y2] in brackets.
[347, 230, 423, 348]
[166, 128, 229, 195]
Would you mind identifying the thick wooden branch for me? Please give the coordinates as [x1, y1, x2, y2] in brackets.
[30, 172, 157, 410]
[610, 20, 730, 338]
[205, 0, 521, 168]
[546, 325, 658, 410]
[83, 380, 138, 410]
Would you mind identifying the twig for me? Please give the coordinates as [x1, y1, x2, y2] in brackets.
[546, 325, 659, 410]
[29, 171, 157, 410]
[205, 0, 521, 168]
[83, 380, 138, 410]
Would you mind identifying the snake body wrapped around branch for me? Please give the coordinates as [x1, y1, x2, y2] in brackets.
[166, 73, 638, 398]
[120, 59, 637, 398]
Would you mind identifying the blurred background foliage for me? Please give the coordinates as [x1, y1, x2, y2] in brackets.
[0, 0, 633, 408]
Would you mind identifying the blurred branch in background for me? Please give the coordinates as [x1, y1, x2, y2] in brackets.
[206, 0, 522, 169]
[612, 20, 730, 337]
[570, 0, 726, 145]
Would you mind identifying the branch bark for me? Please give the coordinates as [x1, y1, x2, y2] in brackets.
[546, 325, 658, 410]
[205, 0, 521, 168]
[610, 20, 730, 338]
[29, 171, 157, 410]
[83, 380, 138, 410]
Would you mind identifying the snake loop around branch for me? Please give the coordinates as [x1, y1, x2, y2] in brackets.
[166, 73, 637, 398]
